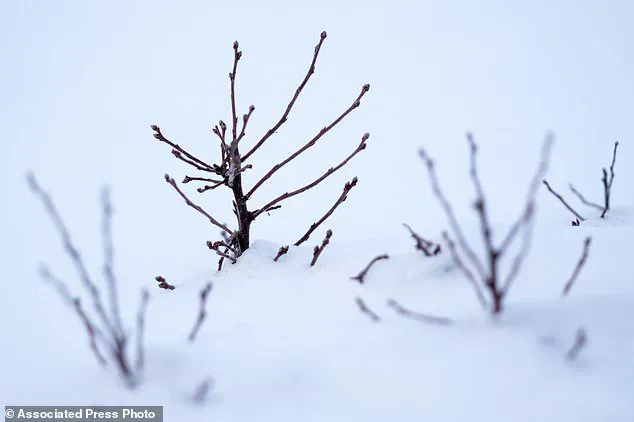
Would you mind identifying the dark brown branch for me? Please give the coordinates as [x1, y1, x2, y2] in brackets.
[542, 180, 586, 222]
[310, 229, 332, 266]
[151, 125, 215, 172]
[402, 223, 441, 256]
[252, 134, 368, 219]
[197, 180, 226, 193]
[562, 237, 592, 297]
[600, 141, 619, 218]
[242, 31, 328, 162]
[566, 328, 587, 361]
[135, 289, 150, 372]
[355, 297, 381, 323]
[295, 177, 358, 246]
[236, 105, 255, 145]
[229, 41, 241, 145]
[164, 174, 233, 235]
[188, 283, 213, 342]
[273, 246, 289, 262]
[155, 275, 175, 291]
[246, 86, 370, 199]
[206, 240, 237, 263]
[387, 299, 452, 325]
[213, 121, 228, 164]
[351, 254, 389, 284]
[569, 184, 603, 211]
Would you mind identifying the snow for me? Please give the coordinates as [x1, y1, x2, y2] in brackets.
[2, 0, 634, 421]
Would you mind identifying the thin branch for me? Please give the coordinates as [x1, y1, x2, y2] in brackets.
[419, 149, 486, 280]
[355, 297, 381, 323]
[188, 283, 213, 342]
[252, 134, 368, 219]
[183, 176, 224, 184]
[387, 299, 452, 325]
[164, 174, 233, 235]
[273, 246, 289, 262]
[206, 241, 237, 264]
[402, 223, 441, 256]
[499, 133, 554, 252]
[542, 180, 586, 222]
[562, 237, 592, 297]
[569, 184, 603, 211]
[351, 254, 389, 284]
[310, 229, 332, 266]
[192, 377, 215, 404]
[245, 85, 370, 199]
[151, 125, 215, 172]
[566, 328, 587, 361]
[229, 41, 241, 145]
[294, 177, 358, 246]
[135, 289, 150, 372]
[27, 173, 117, 339]
[236, 105, 255, 145]
[101, 187, 124, 339]
[442, 232, 488, 310]
[600, 141, 619, 218]
[242, 31, 328, 162]
[197, 180, 226, 193]
[38, 266, 107, 366]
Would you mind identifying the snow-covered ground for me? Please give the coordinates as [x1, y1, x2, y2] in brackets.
[2, 1, 633, 421]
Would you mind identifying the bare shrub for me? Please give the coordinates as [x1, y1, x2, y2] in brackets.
[28, 173, 149, 388]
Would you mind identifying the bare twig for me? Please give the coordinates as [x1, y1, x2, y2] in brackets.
[402, 224, 441, 256]
[562, 237, 592, 297]
[419, 149, 486, 281]
[295, 177, 358, 246]
[310, 229, 332, 267]
[27, 174, 117, 339]
[542, 180, 586, 222]
[29, 174, 149, 387]
[355, 297, 381, 323]
[273, 246, 289, 262]
[421, 133, 553, 314]
[600, 141, 619, 218]
[188, 283, 213, 342]
[101, 187, 125, 339]
[155, 276, 175, 291]
[569, 184, 603, 211]
[192, 377, 215, 404]
[566, 328, 587, 361]
[246, 87, 370, 199]
[252, 134, 368, 219]
[151, 125, 215, 172]
[387, 299, 452, 325]
[165, 174, 233, 235]
[442, 232, 488, 310]
[242, 31, 328, 162]
[206, 241, 237, 264]
[135, 289, 150, 372]
[351, 254, 389, 284]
